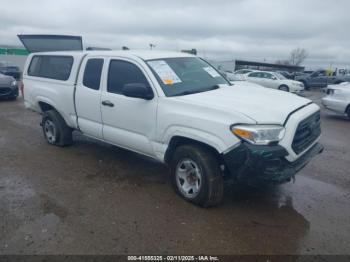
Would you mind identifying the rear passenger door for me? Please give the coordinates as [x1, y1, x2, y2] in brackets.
[75, 57, 104, 139]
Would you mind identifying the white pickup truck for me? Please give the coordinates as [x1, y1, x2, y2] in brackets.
[23, 50, 323, 207]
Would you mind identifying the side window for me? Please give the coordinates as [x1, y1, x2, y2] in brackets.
[107, 60, 149, 94]
[319, 71, 327, 77]
[83, 59, 104, 90]
[249, 72, 259, 78]
[28, 56, 41, 76]
[265, 73, 273, 79]
[28, 55, 73, 81]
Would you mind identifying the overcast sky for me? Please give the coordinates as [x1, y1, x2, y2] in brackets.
[1, 0, 349, 68]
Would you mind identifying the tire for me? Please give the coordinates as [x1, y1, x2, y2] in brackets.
[346, 106, 350, 120]
[279, 85, 289, 92]
[170, 144, 224, 207]
[42, 110, 73, 146]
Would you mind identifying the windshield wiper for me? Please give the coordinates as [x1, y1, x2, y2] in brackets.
[173, 85, 220, 97]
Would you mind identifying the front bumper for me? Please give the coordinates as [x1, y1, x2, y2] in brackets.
[223, 142, 324, 186]
[0, 86, 19, 98]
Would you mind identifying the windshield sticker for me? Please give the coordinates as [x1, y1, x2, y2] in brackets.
[203, 67, 221, 78]
[148, 60, 182, 85]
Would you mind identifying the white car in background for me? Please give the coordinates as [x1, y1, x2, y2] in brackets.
[246, 71, 304, 93]
[231, 69, 255, 81]
[322, 83, 350, 119]
[224, 69, 256, 82]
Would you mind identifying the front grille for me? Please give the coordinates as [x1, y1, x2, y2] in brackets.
[292, 111, 321, 154]
[0, 88, 11, 95]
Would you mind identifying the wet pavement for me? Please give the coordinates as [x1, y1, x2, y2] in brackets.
[0, 91, 349, 255]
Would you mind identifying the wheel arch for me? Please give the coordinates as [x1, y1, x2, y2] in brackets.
[164, 136, 223, 165]
[38, 101, 56, 112]
[36, 97, 75, 128]
[278, 84, 290, 91]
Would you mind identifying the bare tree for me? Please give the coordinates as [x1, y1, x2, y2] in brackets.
[289, 48, 308, 66]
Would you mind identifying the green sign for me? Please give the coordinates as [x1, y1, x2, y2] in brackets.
[0, 48, 29, 56]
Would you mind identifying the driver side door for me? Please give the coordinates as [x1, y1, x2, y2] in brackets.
[100, 58, 158, 157]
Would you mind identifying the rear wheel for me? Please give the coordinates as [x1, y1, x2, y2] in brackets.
[42, 110, 73, 146]
[170, 144, 224, 207]
[279, 85, 289, 92]
[346, 106, 350, 120]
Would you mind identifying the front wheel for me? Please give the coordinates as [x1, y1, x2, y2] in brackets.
[170, 144, 224, 207]
[279, 85, 289, 92]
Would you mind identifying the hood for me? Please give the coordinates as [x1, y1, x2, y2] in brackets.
[0, 73, 14, 81]
[0, 73, 15, 87]
[172, 82, 312, 124]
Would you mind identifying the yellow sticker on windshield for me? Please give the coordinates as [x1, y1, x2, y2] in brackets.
[164, 79, 174, 85]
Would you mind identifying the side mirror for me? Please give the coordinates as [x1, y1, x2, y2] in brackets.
[122, 83, 154, 100]
[272, 76, 277, 80]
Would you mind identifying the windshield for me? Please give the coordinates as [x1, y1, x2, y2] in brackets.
[275, 72, 287, 80]
[147, 57, 229, 97]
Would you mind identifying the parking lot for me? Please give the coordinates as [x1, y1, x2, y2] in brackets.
[0, 90, 349, 255]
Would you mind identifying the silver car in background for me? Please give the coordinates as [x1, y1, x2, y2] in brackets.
[322, 83, 350, 119]
[0, 73, 19, 100]
[246, 71, 305, 93]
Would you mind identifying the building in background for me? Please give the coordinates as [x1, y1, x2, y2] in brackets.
[210, 59, 305, 73]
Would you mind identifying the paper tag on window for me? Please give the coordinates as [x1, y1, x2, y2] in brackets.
[203, 67, 221, 78]
[148, 60, 182, 85]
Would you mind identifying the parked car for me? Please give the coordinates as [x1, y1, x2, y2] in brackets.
[322, 83, 350, 119]
[295, 70, 350, 89]
[23, 50, 323, 207]
[0, 73, 19, 100]
[246, 71, 304, 93]
[0, 66, 21, 80]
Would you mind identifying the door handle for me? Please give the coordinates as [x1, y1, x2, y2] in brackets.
[102, 100, 114, 107]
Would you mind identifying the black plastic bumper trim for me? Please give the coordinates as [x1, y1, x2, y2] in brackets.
[223, 142, 324, 186]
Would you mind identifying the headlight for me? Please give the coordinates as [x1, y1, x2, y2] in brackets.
[231, 125, 285, 145]
[11, 80, 17, 86]
[294, 82, 303, 87]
